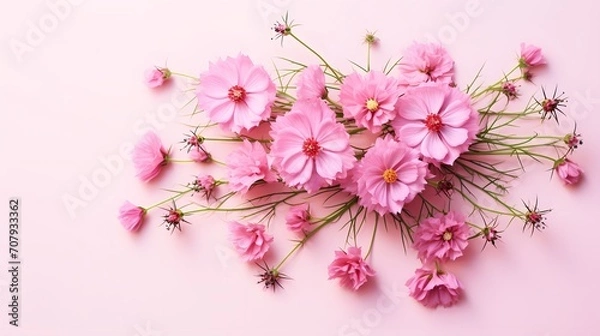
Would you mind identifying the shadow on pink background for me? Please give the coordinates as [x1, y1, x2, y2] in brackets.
[0, 0, 598, 335]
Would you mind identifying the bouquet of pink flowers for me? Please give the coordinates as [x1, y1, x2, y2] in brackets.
[120, 15, 584, 308]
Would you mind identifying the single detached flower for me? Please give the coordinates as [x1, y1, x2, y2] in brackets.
[297, 65, 327, 100]
[354, 136, 428, 215]
[406, 266, 462, 308]
[226, 140, 277, 194]
[535, 87, 567, 123]
[398, 42, 454, 86]
[285, 204, 312, 233]
[393, 83, 478, 165]
[189, 147, 211, 163]
[328, 247, 375, 291]
[118, 201, 146, 231]
[270, 98, 355, 193]
[340, 71, 402, 132]
[413, 212, 470, 263]
[519, 43, 546, 68]
[132, 131, 169, 182]
[229, 222, 273, 262]
[196, 54, 276, 133]
[554, 158, 583, 185]
[145, 67, 171, 88]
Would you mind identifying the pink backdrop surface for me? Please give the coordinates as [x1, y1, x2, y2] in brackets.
[1, 0, 599, 335]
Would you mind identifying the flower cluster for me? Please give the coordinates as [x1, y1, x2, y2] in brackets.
[119, 16, 585, 308]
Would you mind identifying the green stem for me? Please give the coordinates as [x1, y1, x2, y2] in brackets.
[289, 33, 343, 83]
[145, 189, 192, 210]
[170, 72, 199, 81]
[364, 221, 378, 258]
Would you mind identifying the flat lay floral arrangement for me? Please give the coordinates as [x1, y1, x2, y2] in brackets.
[119, 14, 584, 309]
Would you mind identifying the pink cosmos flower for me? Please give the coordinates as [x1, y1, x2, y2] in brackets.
[297, 65, 327, 100]
[285, 204, 312, 233]
[189, 147, 210, 163]
[196, 54, 276, 133]
[328, 247, 375, 291]
[269, 98, 355, 193]
[145, 67, 171, 88]
[399, 42, 454, 87]
[413, 211, 470, 263]
[340, 71, 403, 132]
[519, 43, 546, 68]
[555, 159, 583, 185]
[392, 83, 478, 165]
[118, 201, 146, 231]
[354, 136, 428, 215]
[406, 266, 462, 308]
[226, 140, 277, 194]
[229, 221, 273, 262]
[132, 131, 169, 182]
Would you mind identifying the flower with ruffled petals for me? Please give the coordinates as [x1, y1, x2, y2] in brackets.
[328, 247, 375, 290]
[340, 71, 402, 132]
[226, 140, 277, 194]
[270, 98, 355, 193]
[406, 266, 461, 308]
[413, 212, 470, 263]
[196, 54, 276, 133]
[229, 222, 273, 262]
[354, 136, 428, 215]
[393, 83, 478, 165]
[132, 132, 169, 182]
[399, 42, 454, 86]
[297, 65, 327, 100]
[519, 43, 546, 68]
[285, 204, 312, 233]
[118, 201, 146, 231]
[555, 158, 583, 185]
[145, 67, 171, 88]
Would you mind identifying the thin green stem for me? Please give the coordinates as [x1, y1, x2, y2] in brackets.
[145, 189, 192, 210]
[289, 33, 343, 82]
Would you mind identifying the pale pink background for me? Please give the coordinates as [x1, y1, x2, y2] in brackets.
[1, 0, 599, 335]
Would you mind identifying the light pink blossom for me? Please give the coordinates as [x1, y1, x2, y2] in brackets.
[269, 98, 355, 193]
[229, 222, 273, 262]
[354, 136, 428, 215]
[399, 42, 454, 87]
[189, 148, 210, 163]
[132, 132, 169, 182]
[118, 201, 146, 231]
[406, 266, 462, 308]
[328, 247, 375, 291]
[340, 71, 402, 132]
[555, 159, 583, 185]
[226, 140, 277, 194]
[392, 83, 478, 165]
[297, 65, 327, 100]
[145, 67, 171, 88]
[196, 54, 276, 133]
[285, 204, 311, 233]
[413, 211, 470, 263]
[519, 43, 546, 68]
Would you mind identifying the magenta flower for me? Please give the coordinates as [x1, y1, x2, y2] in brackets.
[406, 266, 462, 308]
[192, 174, 216, 200]
[145, 67, 171, 88]
[392, 83, 478, 165]
[328, 247, 375, 291]
[270, 98, 355, 193]
[297, 65, 327, 100]
[340, 71, 402, 132]
[118, 201, 146, 231]
[519, 43, 546, 68]
[196, 54, 276, 133]
[413, 212, 470, 263]
[229, 222, 273, 262]
[354, 136, 428, 215]
[226, 140, 277, 194]
[285, 204, 312, 233]
[132, 132, 169, 182]
[399, 42, 454, 87]
[555, 159, 583, 185]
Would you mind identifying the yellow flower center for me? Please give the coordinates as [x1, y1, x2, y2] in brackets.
[382, 168, 397, 184]
[366, 98, 379, 112]
[442, 231, 453, 241]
